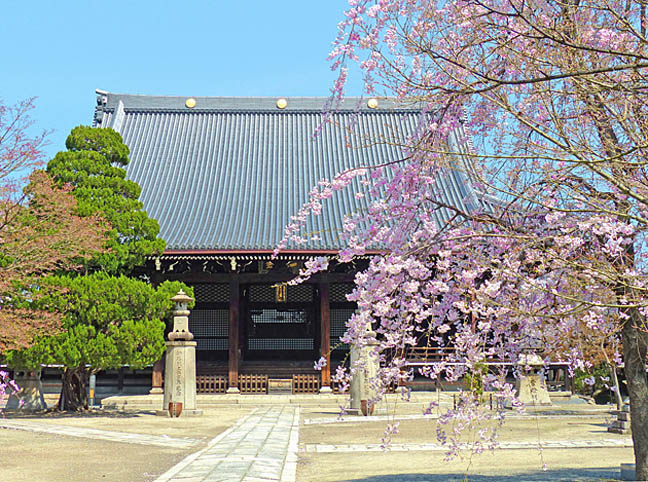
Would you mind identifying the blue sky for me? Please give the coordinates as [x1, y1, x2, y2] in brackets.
[2, 0, 362, 160]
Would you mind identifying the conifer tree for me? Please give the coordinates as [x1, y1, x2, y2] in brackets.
[6, 127, 186, 410]
[47, 126, 165, 274]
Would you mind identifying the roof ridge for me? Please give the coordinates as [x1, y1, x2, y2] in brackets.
[105, 107, 420, 113]
[96, 89, 388, 101]
[95, 90, 422, 112]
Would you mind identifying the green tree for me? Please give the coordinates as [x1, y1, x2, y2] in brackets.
[5, 127, 180, 410]
[5, 275, 192, 410]
[47, 126, 164, 274]
[0, 99, 107, 353]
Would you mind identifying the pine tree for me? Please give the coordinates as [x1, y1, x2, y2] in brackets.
[6, 126, 186, 410]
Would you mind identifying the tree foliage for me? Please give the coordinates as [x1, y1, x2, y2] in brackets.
[277, 0, 648, 475]
[0, 101, 106, 353]
[5, 126, 179, 411]
[4, 275, 192, 371]
[0, 98, 48, 199]
[47, 126, 165, 274]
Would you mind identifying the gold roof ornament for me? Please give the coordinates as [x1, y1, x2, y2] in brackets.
[276, 98, 288, 109]
[185, 98, 197, 108]
[367, 98, 379, 109]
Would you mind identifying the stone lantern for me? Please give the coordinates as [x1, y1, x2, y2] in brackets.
[5, 370, 47, 411]
[514, 338, 552, 407]
[350, 323, 380, 416]
[168, 290, 194, 342]
[159, 290, 202, 417]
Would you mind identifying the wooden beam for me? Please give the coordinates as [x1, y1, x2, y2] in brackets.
[228, 277, 241, 392]
[320, 281, 331, 389]
[158, 271, 357, 284]
[164, 249, 367, 255]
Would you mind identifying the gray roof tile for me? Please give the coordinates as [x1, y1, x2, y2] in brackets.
[94, 92, 483, 251]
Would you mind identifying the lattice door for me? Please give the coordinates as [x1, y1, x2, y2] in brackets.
[188, 283, 229, 352]
[245, 284, 316, 358]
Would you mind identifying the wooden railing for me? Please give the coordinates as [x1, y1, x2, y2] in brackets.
[196, 375, 228, 393]
[292, 374, 321, 394]
[405, 346, 455, 363]
[329, 378, 397, 393]
[238, 374, 268, 394]
[402, 346, 573, 392]
[330, 379, 349, 394]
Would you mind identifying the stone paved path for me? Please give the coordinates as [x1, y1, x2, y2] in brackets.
[156, 406, 300, 482]
[300, 437, 633, 453]
[0, 419, 199, 449]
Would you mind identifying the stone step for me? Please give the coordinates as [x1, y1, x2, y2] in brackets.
[616, 411, 630, 422]
[609, 419, 630, 430]
[99, 392, 453, 410]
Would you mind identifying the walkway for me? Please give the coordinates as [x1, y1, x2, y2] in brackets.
[156, 406, 300, 482]
[0, 418, 199, 449]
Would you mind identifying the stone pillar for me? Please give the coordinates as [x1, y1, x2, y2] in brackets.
[350, 325, 380, 416]
[157, 290, 202, 417]
[514, 353, 552, 407]
[5, 370, 47, 411]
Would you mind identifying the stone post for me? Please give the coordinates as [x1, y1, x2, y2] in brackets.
[157, 290, 202, 417]
[350, 324, 380, 416]
[5, 370, 47, 411]
[609, 400, 631, 434]
[514, 352, 552, 407]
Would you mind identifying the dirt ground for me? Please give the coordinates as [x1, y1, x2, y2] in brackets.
[4, 406, 252, 440]
[299, 414, 616, 446]
[0, 399, 634, 482]
[0, 407, 253, 482]
[297, 406, 632, 481]
[0, 429, 182, 482]
[297, 448, 631, 482]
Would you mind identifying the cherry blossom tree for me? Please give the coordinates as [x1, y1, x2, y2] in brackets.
[0, 98, 47, 201]
[281, 0, 648, 476]
[0, 100, 107, 409]
[0, 170, 107, 352]
[0, 100, 106, 353]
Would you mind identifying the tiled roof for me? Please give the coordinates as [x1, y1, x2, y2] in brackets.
[93, 91, 485, 252]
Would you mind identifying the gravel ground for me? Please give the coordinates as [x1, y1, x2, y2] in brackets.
[0, 396, 634, 482]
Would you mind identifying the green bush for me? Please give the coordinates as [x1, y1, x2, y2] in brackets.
[464, 362, 489, 399]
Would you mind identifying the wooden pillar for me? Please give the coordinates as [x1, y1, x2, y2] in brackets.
[117, 367, 125, 393]
[149, 358, 164, 394]
[227, 277, 240, 393]
[320, 281, 332, 391]
[150, 269, 165, 394]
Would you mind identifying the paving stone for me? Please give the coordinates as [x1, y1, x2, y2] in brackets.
[157, 407, 300, 482]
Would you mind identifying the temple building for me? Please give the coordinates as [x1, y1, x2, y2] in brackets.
[92, 91, 481, 393]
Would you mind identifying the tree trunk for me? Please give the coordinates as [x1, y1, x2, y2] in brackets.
[623, 308, 648, 480]
[58, 366, 89, 411]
